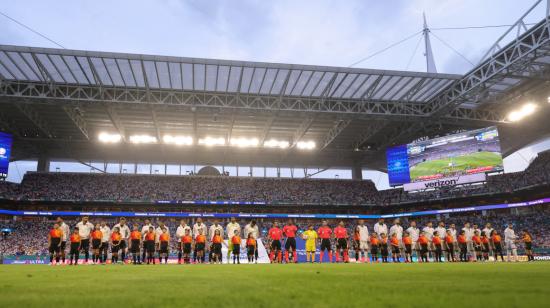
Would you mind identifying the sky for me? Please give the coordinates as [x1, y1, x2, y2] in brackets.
[2, 0, 550, 188]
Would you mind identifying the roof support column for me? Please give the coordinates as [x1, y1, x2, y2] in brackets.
[352, 164, 363, 180]
[37, 155, 50, 173]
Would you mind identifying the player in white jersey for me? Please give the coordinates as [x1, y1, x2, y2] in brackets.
[141, 219, 155, 261]
[389, 219, 403, 260]
[356, 220, 369, 262]
[435, 221, 447, 261]
[176, 219, 192, 264]
[99, 221, 111, 264]
[244, 220, 260, 263]
[406, 221, 420, 261]
[504, 224, 518, 262]
[56, 217, 70, 264]
[462, 223, 474, 261]
[113, 217, 131, 263]
[422, 222, 435, 260]
[208, 220, 224, 263]
[192, 218, 208, 263]
[75, 216, 94, 263]
[373, 218, 388, 238]
[226, 217, 241, 264]
[482, 223, 494, 258]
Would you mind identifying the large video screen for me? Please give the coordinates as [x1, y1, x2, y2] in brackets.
[386, 126, 503, 186]
[0, 132, 12, 178]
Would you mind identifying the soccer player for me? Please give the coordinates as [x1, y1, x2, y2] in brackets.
[356, 220, 369, 263]
[283, 220, 298, 263]
[176, 219, 191, 264]
[231, 230, 242, 264]
[353, 226, 361, 263]
[462, 222, 474, 261]
[141, 219, 155, 263]
[504, 223, 518, 262]
[302, 225, 318, 263]
[418, 232, 429, 263]
[457, 230, 467, 262]
[389, 219, 403, 261]
[159, 227, 170, 264]
[380, 233, 389, 263]
[422, 222, 435, 261]
[144, 226, 156, 264]
[445, 230, 455, 262]
[435, 222, 447, 261]
[449, 224, 458, 259]
[76, 216, 94, 264]
[373, 218, 388, 238]
[334, 221, 349, 263]
[192, 219, 207, 263]
[406, 221, 420, 262]
[129, 226, 142, 265]
[113, 218, 130, 263]
[370, 232, 379, 262]
[472, 231, 482, 262]
[244, 220, 260, 263]
[390, 233, 400, 263]
[209, 220, 224, 263]
[181, 229, 193, 264]
[432, 231, 442, 262]
[522, 230, 533, 262]
[226, 218, 241, 264]
[490, 230, 505, 262]
[211, 229, 223, 264]
[482, 223, 494, 259]
[403, 231, 412, 263]
[268, 221, 283, 263]
[68, 228, 81, 265]
[317, 220, 333, 263]
[194, 229, 207, 264]
[246, 233, 257, 263]
[481, 231, 490, 261]
[110, 227, 122, 264]
[99, 221, 110, 264]
[48, 223, 63, 265]
[56, 217, 70, 264]
[90, 224, 103, 264]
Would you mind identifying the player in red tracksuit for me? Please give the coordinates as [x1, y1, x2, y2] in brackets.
[334, 221, 349, 263]
[268, 222, 283, 263]
[317, 220, 333, 263]
[283, 220, 298, 263]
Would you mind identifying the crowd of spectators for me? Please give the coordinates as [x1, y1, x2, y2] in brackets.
[1, 206, 548, 256]
[0, 151, 548, 205]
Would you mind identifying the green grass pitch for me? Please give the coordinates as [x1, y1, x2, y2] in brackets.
[0, 263, 549, 307]
[410, 151, 503, 181]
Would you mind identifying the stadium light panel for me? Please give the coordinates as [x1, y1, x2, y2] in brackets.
[98, 132, 121, 143]
[230, 137, 259, 148]
[198, 136, 226, 146]
[296, 140, 316, 150]
[508, 103, 537, 122]
[263, 139, 290, 149]
[129, 134, 158, 144]
[163, 135, 193, 146]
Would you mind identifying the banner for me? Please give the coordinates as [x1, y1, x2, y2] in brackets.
[403, 173, 486, 192]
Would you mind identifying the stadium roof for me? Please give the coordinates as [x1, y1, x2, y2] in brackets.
[2, 16, 550, 171]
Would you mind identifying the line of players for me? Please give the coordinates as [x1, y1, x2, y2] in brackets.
[47, 216, 535, 265]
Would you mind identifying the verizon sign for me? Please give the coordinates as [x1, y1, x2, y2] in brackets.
[403, 173, 486, 192]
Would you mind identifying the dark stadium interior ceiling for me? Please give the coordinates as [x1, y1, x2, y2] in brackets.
[2, 17, 550, 171]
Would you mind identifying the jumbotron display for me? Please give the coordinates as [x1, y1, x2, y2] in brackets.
[387, 127, 503, 186]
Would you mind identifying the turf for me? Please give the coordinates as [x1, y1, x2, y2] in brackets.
[410, 151, 503, 181]
[0, 263, 549, 308]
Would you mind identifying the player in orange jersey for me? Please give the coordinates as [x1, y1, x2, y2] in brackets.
[48, 223, 63, 265]
[231, 230, 242, 264]
[481, 231, 490, 261]
[522, 230, 534, 261]
[457, 230, 468, 262]
[194, 229, 207, 263]
[432, 231, 443, 262]
[211, 229, 223, 264]
[110, 227, 122, 264]
[317, 220, 333, 263]
[158, 227, 170, 264]
[418, 232, 429, 262]
[69, 229, 81, 265]
[129, 226, 142, 265]
[472, 231, 482, 262]
[403, 231, 412, 263]
[90, 224, 103, 264]
[445, 230, 456, 262]
[334, 221, 349, 263]
[353, 226, 361, 263]
[144, 226, 156, 264]
[268, 221, 283, 263]
[490, 230, 504, 262]
[283, 220, 298, 263]
[181, 229, 193, 264]
[390, 233, 400, 263]
[246, 233, 257, 263]
[370, 232, 379, 262]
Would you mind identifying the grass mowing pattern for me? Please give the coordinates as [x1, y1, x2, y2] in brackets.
[410, 151, 503, 181]
[0, 263, 548, 307]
